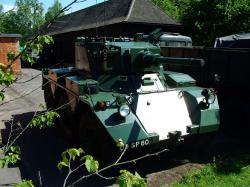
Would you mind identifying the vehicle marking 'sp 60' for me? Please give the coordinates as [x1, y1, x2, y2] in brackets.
[131, 139, 150, 149]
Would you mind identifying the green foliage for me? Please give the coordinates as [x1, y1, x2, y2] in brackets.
[0, 146, 21, 168]
[152, 0, 250, 46]
[30, 111, 59, 129]
[116, 138, 125, 150]
[37, 35, 54, 46]
[0, 4, 5, 33]
[0, 67, 15, 86]
[58, 148, 100, 174]
[0, 64, 16, 100]
[180, 0, 250, 45]
[21, 53, 36, 65]
[116, 170, 146, 187]
[151, 0, 180, 20]
[57, 148, 85, 170]
[1, 0, 44, 40]
[45, 0, 64, 22]
[0, 92, 4, 101]
[14, 180, 34, 187]
[22, 35, 54, 65]
[7, 51, 16, 62]
[0, 4, 3, 14]
[81, 155, 99, 173]
[173, 154, 250, 187]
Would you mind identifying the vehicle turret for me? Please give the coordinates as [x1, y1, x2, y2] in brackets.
[75, 38, 203, 76]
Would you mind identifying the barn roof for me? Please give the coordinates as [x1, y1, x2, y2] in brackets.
[44, 0, 180, 35]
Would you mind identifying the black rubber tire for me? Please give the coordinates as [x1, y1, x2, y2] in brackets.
[56, 92, 77, 142]
[78, 113, 100, 154]
[78, 112, 118, 166]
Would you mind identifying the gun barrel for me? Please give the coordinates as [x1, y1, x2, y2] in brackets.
[133, 51, 205, 71]
[155, 56, 205, 68]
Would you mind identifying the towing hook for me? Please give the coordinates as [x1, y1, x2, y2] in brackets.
[168, 131, 182, 142]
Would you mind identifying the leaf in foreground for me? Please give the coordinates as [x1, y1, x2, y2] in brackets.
[81, 155, 99, 173]
[14, 179, 34, 187]
[116, 170, 146, 187]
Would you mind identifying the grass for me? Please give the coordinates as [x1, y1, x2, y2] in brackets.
[172, 154, 250, 187]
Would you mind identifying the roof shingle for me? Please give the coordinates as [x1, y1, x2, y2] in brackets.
[44, 0, 180, 36]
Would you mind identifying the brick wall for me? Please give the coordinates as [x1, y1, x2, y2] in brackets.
[0, 34, 22, 74]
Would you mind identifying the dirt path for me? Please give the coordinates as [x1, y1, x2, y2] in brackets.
[147, 163, 204, 187]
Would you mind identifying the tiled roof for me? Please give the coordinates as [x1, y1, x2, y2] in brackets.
[44, 0, 180, 35]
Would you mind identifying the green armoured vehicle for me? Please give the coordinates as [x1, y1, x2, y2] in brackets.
[42, 37, 220, 158]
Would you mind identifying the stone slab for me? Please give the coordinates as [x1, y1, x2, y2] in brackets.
[147, 163, 204, 187]
[0, 168, 22, 186]
[0, 121, 6, 130]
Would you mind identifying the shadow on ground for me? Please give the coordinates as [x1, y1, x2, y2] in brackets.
[2, 111, 250, 187]
[2, 112, 115, 187]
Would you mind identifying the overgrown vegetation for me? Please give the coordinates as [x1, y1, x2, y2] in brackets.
[56, 145, 166, 186]
[151, 0, 180, 20]
[45, 0, 65, 22]
[0, 0, 64, 43]
[152, 0, 250, 46]
[173, 154, 250, 187]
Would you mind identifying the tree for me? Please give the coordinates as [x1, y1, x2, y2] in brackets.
[2, 0, 44, 41]
[0, 5, 2, 14]
[178, 0, 220, 45]
[0, 4, 4, 33]
[152, 0, 180, 20]
[152, 0, 250, 46]
[181, 0, 250, 45]
[45, 0, 64, 22]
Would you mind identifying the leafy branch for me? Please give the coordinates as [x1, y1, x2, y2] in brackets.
[0, 146, 21, 168]
[116, 170, 146, 187]
[57, 148, 99, 187]
[57, 145, 168, 187]
[0, 110, 60, 168]
[0, 93, 77, 169]
[13, 179, 34, 187]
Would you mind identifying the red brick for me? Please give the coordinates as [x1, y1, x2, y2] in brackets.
[0, 35, 21, 74]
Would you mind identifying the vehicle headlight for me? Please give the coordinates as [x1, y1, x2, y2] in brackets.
[118, 104, 130, 117]
[207, 94, 216, 104]
[201, 88, 216, 105]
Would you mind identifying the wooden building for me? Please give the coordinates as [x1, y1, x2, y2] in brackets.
[40, 0, 181, 67]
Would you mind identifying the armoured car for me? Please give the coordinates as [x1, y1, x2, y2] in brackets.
[42, 37, 220, 158]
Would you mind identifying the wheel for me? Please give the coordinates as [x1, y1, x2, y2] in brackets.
[78, 112, 118, 166]
[183, 132, 217, 158]
[43, 84, 55, 109]
[56, 92, 77, 142]
[78, 113, 100, 155]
